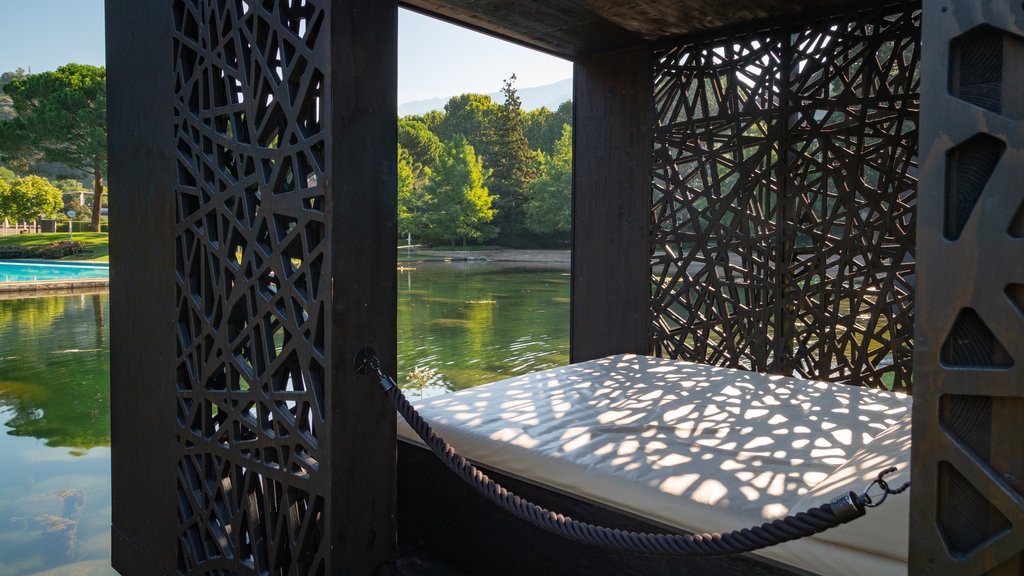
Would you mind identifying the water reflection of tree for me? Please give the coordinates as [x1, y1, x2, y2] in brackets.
[397, 264, 570, 393]
[0, 293, 110, 452]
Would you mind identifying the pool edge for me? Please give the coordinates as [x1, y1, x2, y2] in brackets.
[0, 278, 110, 298]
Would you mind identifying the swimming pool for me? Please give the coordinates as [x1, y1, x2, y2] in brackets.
[0, 260, 109, 282]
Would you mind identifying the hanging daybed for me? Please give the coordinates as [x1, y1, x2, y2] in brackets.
[396, 354, 910, 576]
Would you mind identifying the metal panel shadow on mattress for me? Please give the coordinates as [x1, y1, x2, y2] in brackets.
[397, 354, 911, 576]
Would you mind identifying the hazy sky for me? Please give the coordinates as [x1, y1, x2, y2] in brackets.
[0, 1, 572, 105]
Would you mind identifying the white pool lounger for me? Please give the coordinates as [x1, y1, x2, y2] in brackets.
[397, 354, 911, 576]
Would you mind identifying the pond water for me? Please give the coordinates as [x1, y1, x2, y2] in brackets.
[0, 292, 113, 576]
[0, 262, 569, 574]
[398, 261, 570, 397]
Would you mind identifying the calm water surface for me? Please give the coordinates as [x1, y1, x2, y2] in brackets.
[0, 292, 113, 576]
[0, 263, 568, 574]
[398, 261, 570, 397]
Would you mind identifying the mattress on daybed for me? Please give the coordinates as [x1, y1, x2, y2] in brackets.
[396, 354, 911, 576]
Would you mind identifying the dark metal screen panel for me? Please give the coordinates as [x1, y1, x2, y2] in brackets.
[169, 1, 399, 573]
[650, 2, 920, 391]
[910, 2, 1024, 573]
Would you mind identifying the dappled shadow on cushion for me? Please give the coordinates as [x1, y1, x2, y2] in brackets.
[397, 354, 911, 575]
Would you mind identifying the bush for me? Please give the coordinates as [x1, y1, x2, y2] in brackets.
[22, 240, 85, 259]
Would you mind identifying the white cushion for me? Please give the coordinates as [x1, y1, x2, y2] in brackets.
[397, 354, 911, 575]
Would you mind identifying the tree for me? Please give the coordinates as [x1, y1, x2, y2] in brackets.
[420, 137, 496, 246]
[0, 68, 28, 89]
[523, 107, 553, 153]
[0, 64, 106, 231]
[434, 93, 498, 159]
[523, 99, 573, 156]
[485, 76, 539, 242]
[53, 177, 86, 192]
[0, 174, 63, 225]
[398, 118, 443, 169]
[0, 69, 26, 122]
[397, 144, 421, 240]
[526, 124, 573, 237]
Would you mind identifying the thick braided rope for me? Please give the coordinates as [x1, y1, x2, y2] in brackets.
[388, 385, 853, 556]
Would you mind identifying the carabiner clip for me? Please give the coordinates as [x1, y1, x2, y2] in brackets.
[861, 466, 898, 508]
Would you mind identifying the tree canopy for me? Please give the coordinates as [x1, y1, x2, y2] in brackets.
[0, 64, 107, 231]
[526, 124, 573, 237]
[434, 93, 497, 159]
[420, 136, 496, 246]
[398, 118, 443, 170]
[524, 100, 572, 156]
[397, 81, 572, 248]
[0, 174, 63, 225]
[397, 144, 419, 239]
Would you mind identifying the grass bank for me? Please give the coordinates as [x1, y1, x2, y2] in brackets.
[0, 232, 109, 261]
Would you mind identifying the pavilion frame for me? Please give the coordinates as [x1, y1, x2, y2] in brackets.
[106, 0, 1023, 574]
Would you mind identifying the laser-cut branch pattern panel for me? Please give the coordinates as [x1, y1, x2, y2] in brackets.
[911, 2, 1024, 572]
[650, 5, 920, 390]
[172, 0, 329, 573]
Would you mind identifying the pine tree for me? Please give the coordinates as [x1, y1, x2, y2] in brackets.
[486, 76, 538, 242]
[0, 64, 106, 231]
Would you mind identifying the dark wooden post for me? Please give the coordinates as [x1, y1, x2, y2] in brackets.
[571, 46, 653, 362]
[330, 2, 399, 572]
[910, 1, 1024, 573]
[107, 2, 178, 573]
[108, 0, 397, 573]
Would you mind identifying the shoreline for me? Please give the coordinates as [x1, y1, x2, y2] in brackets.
[0, 249, 568, 297]
[400, 248, 570, 264]
[0, 278, 110, 298]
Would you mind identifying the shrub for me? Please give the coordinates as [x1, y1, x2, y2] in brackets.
[22, 240, 85, 259]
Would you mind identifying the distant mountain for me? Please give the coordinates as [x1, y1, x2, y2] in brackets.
[399, 77, 572, 116]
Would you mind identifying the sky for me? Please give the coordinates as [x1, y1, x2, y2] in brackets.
[0, 1, 572, 105]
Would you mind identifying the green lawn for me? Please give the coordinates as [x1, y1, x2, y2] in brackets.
[0, 232, 109, 261]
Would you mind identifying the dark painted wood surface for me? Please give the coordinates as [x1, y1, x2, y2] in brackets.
[106, 1, 178, 573]
[571, 46, 654, 363]
[399, 0, 875, 58]
[397, 441, 807, 576]
[330, 0, 400, 573]
[910, 1, 1024, 573]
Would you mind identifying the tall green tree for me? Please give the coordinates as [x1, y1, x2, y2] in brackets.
[421, 137, 496, 246]
[486, 76, 539, 242]
[526, 124, 573, 237]
[434, 93, 498, 159]
[0, 174, 63, 226]
[398, 118, 443, 170]
[523, 107, 553, 153]
[397, 144, 421, 241]
[523, 100, 572, 156]
[0, 64, 106, 231]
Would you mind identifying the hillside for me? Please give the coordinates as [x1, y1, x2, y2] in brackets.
[399, 77, 571, 116]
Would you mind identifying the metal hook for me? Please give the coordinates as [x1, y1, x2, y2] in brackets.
[861, 466, 899, 508]
[354, 347, 396, 391]
[354, 347, 381, 375]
